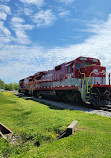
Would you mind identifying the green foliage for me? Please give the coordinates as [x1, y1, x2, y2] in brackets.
[5, 83, 19, 91]
[0, 92, 111, 158]
[5, 83, 14, 91]
[0, 79, 19, 91]
[0, 79, 5, 89]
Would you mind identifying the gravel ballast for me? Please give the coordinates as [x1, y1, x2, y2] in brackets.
[32, 97, 111, 118]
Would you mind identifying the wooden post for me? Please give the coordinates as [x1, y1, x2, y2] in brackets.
[67, 121, 78, 135]
[0, 122, 13, 141]
[58, 121, 78, 139]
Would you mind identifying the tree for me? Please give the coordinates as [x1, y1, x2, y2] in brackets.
[0, 79, 19, 91]
[4, 83, 19, 91]
[4, 83, 14, 91]
[13, 83, 19, 91]
[0, 79, 5, 89]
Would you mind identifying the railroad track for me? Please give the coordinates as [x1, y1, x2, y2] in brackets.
[99, 106, 111, 112]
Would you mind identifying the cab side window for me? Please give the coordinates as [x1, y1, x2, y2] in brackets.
[67, 65, 73, 73]
[67, 66, 71, 73]
[75, 63, 80, 69]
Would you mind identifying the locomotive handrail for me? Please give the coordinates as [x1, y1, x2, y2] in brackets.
[81, 73, 86, 97]
[87, 71, 93, 94]
[87, 71, 104, 94]
[103, 71, 111, 85]
[77, 69, 86, 97]
[109, 73, 111, 85]
[87, 71, 106, 94]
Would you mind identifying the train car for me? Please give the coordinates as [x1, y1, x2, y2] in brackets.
[18, 56, 111, 106]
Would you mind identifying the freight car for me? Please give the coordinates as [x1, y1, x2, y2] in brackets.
[18, 56, 111, 106]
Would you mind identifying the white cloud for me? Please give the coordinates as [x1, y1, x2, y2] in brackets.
[59, 10, 70, 17]
[11, 17, 34, 44]
[0, 21, 12, 43]
[33, 10, 56, 27]
[58, 8, 70, 17]
[59, 0, 75, 5]
[0, 44, 46, 82]
[0, 5, 11, 22]
[23, 7, 33, 16]
[11, 17, 34, 30]
[0, 12, 7, 20]
[20, 0, 44, 7]
[0, 22, 10, 35]
[48, 14, 111, 70]
[11, 17, 24, 23]
[1, 13, 111, 83]
[0, 4, 11, 14]
[0, 5, 11, 43]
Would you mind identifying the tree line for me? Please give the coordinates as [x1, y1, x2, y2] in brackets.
[0, 79, 19, 91]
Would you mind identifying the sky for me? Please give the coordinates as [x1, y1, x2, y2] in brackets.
[0, 0, 111, 83]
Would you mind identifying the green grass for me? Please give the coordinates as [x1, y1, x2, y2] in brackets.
[0, 91, 111, 158]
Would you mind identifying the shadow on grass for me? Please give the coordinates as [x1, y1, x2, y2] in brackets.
[16, 94, 65, 110]
[16, 93, 95, 113]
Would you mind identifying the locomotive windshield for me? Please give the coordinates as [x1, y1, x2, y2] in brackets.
[81, 62, 87, 67]
[78, 56, 100, 66]
[80, 58, 100, 68]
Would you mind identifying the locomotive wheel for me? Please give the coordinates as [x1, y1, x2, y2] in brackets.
[33, 90, 40, 98]
[90, 95, 110, 107]
[24, 90, 29, 96]
[55, 90, 63, 100]
[65, 90, 72, 101]
[65, 90, 83, 104]
[62, 91, 68, 102]
[90, 95, 100, 107]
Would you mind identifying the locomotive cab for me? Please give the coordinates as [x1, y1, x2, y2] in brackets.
[74, 57, 111, 106]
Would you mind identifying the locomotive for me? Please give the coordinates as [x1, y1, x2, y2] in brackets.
[18, 56, 111, 106]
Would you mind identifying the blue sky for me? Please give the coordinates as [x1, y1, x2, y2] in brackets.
[0, 0, 111, 83]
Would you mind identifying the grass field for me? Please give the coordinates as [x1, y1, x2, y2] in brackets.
[0, 91, 111, 158]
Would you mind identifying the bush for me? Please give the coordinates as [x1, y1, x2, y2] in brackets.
[0, 79, 5, 89]
[0, 79, 19, 91]
[5, 83, 19, 91]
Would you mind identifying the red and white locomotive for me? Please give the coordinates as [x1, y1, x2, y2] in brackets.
[19, 56, 111, 106]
